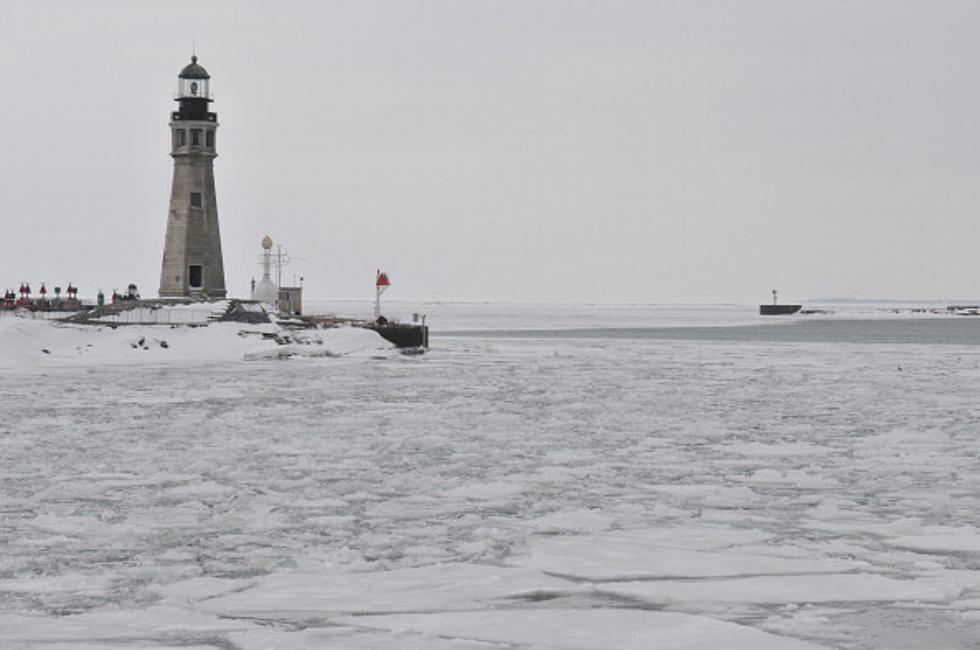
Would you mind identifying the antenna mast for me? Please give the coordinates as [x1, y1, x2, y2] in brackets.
[274, 245, 291, 289]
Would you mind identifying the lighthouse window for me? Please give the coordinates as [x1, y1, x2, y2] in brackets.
[190, 192, 202, 207]
[188, 265, 203, 288]
[206, 130, 214, 148]
[191, 129, 201, 146]
[177, 130, 186, 147]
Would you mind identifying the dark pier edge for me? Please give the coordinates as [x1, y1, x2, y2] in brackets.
[366, 323, 429, 349]
[760, 304, 802, 315]
[295, 311, 430, 349]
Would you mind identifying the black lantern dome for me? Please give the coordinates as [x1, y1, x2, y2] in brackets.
[179, 55, 210, 80]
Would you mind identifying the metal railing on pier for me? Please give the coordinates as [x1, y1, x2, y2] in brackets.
[87, 308, 218, 325]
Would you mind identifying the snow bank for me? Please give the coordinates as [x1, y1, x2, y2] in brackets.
[243, 326, 394, 361]
[0, 317, 393, 371]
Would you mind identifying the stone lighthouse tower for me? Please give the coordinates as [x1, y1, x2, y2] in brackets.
[159, 56, 226, 298]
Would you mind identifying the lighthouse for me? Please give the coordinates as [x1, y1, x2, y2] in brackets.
[158, 56, 226, 298]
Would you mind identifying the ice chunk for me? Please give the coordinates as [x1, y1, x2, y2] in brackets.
[601, 573, 959, 606]
[885, 527, 980, 554]
[337, 609, 829, 649]
[201, 563, 581, 617]
[512, 530, 861, 581]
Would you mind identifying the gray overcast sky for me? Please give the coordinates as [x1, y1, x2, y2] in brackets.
[1, 0, 978, 303]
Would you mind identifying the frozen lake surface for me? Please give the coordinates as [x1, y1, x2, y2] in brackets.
[2, 303, 980, 648]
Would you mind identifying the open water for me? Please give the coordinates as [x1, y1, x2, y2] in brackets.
[441, 317, 980, 345]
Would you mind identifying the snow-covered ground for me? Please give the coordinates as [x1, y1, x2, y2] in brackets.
[0, 316, 395, 370]
[2, 303, 979, 648]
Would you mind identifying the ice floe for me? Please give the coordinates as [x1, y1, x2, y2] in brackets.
[3, 303, 980, 648]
